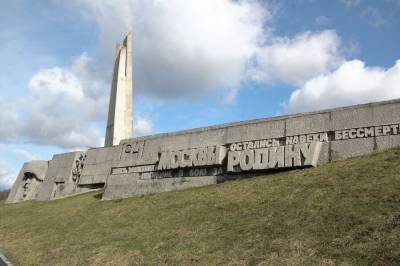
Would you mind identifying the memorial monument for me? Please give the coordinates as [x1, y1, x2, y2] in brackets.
[105, 32, 133, 147]
[6, 33, 400, 203]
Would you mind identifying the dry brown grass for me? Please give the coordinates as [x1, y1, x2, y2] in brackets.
[1, 148, 400, 265]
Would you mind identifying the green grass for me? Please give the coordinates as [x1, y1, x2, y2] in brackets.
[1, 148, 400, 265]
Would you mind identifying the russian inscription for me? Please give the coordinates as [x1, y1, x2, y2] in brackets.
[229, 139, 280, 151]
[286, 132, 328, 145]
[113, 123, 400, 181]
[157, 146, 227, 170]
[334, 124, 400, 140]
[227, 142, 322, 172]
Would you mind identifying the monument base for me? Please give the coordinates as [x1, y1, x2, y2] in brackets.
[6, 98, 400, 203]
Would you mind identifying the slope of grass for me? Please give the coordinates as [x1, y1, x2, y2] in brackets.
[1, 148, 400, 265]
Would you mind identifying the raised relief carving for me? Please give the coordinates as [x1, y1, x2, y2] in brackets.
[72, 154, 86, 184]
[227, 142, 322, 172]
[20, 172, 42, 200]
[109, 122, 400, 186]
[334, 123, 400, 140]
[157, 146, 227, 170]
[121, 141, 145, 161]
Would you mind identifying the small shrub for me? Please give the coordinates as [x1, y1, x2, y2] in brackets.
[0, 189, 10, 201]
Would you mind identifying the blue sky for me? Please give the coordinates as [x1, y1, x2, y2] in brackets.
[0, 0, 399, 189]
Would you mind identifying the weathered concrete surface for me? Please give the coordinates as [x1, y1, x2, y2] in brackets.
[104, 33, 133, 147]
[103, 99, 400, 199]
[7, 98, 400, 203]
[103, 175, 217, 200]
[6, 161, 48, 203]
[36, 152, 85, 201]
[80, 146, 119, 186]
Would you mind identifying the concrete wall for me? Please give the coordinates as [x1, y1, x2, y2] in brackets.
[7, 99, 400, 203]
[103, 99, 400, 199]
[80, 146, 119, 185]
[36, 152, 85, 201]
[6, 161, 48, 203]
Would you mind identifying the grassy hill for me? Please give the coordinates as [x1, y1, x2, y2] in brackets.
[1, 148, 400, 265]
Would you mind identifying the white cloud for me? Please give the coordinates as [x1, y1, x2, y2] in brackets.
[0, 97, 20, 143]
[72, 0, 269, 99]
[4, 0, 394, 152]
[343, 40, 360, 57]
[0, 160, 16, 190]
[220, 88, 238, 106]
[23, 54, 108, 149]
[29, 68, 84, 101]
[287, 59, 400, 113]
[13, 149, 38, 162]
[250, 30, 343, 86]
[63, 1, 345, 105]
[340, 0, 361, 9]
[361, 6, 387, 28]
[134, 117, 153, 136]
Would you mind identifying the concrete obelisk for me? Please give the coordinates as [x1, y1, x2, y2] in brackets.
[105, 33, 133, 147]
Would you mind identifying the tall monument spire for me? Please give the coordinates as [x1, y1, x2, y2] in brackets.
[105, 33, 133, 147]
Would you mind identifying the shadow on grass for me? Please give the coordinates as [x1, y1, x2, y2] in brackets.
[93, 192, 104, 200]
